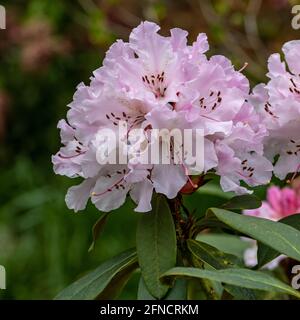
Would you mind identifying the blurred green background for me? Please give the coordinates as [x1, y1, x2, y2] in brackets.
[0, 0, 299, 299]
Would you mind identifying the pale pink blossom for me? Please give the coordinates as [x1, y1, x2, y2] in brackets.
[251, 40, 300, 180]
[52, 21, 272, 213]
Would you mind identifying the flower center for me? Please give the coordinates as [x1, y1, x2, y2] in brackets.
[240, 159, 255, 178]
[199, 90, 223, 113]
[142, 72, 167, 98]
[91, 169, 128, 197]
[58, 140, 87, 159]
[286, 139, 300, 156]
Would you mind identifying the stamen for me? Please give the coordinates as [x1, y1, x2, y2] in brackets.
[264, 102, 279, 119]
[288, 164, 300, 184]
[91, 176, 126, 197]
[199, 90, 223, 113]
[58, 151, 86, 159]
[181, 164, 198, 189]
[238, 62, 248, 73]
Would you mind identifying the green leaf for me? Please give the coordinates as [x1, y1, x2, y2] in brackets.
[136, 194, 177, 299]
[97, 262, 137, 300]
[88, 212, 110, 252]
[210, 208, 300, 262]
[137, 277, 156, 300]
[55, 249, 137, 300]
[187, 279, 210, 300]
[187, 239, 241, 269]
[162, 267, 300, 298]
[165, 279, 187, 300]
[222, 195, 262, 210]
[194, 216, 230, 232]
[196, 233, 250, 258]
[197, 182, 233, 200]
[224, 284, 258, 300]
[137, 277, 187, 300]
[257, 214, 300, 268]
[187, 239, 256, 299]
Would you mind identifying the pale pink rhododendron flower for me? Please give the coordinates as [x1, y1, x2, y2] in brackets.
[52, 21, 272, 213]
[243, 185, 300, 268]
[251, 40, 300, 180]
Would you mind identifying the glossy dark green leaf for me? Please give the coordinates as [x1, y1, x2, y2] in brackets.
[194, 216, 230, 232]
[196, 182, 233, 200]
[137, 277, 156, 300]
[210, 208, 300, 262]
[258, 214, 300, 268]
[137, 277, 187, 300]
[55, 249, 137, 300]
[187, 239, 241, 269]
[97, 261, 138, 300]
[136, 194, 177, 299]
[196, 233, 250, 258]
[88, 212, 110, 252]
[165, 279, 187, 300]
[162, 267, 300, 298]
[224, 284, 257, 300]
[187, 239, 256, 299]
[222, 195, 262, 210]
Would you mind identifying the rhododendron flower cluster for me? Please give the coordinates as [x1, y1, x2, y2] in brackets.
[251, 40, 300, 180]
[52, 21, 273, 213]
[243, 185, 300, 268]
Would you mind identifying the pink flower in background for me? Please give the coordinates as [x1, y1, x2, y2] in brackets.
[244, 186, 300, 220]
[243, 186, 300, 268]
[52, 21, 272, 213]
[251, 40, 300, 180]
